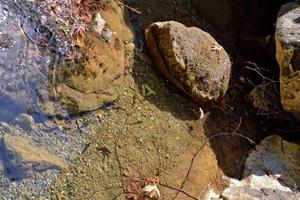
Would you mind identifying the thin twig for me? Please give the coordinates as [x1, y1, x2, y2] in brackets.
[244, 61, 279, 83]
[208, 118, 255, 145]
[18, 20, 36, 45]
[112, 191, 124, 200]
[117, 2, 141, 14]
[18, 17, 54, 47]
[244, 66, 275, 83]
[160, 183, 199, 200]
[172, 141, 204, 199]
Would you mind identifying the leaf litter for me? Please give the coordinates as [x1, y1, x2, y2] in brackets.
[123, 168, 161, 200]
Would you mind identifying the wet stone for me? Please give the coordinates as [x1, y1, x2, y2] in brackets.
[0, 33, 13, 51]
[0, 134, 67, 180]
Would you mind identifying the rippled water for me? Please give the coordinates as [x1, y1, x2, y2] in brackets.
[0, 1, 89, 198]
[0, 2, 58, 122]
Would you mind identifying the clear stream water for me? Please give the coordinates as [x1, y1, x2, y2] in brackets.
[0, 1, 88, 198]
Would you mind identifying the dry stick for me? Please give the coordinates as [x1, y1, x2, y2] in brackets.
[117, 2, 141, 14]
[245, 61, 281, 116]
[18, 20, 53, 47]
[208, 118, 255, 145]
[171, 141, 204, 200]
[244, 66, 275, 83]
[244, 61, 278, 83]
[160, 183, 198, 200]
[112, 191, 125, 200]
[18, 20, 36, 45]
[170, 118, 255, 200]
[113, 94, 139, 195]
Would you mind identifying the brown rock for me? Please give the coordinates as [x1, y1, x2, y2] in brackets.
[145, 21, 231, 103]
[276, 2, 300, 121]
[44, 0, 134, 115]
[1, 134, 67, 172]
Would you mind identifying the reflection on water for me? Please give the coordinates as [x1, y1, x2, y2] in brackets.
[0, 1, 88, 198]
[0, 0, 57, 148]
[0, 3, 59, 122]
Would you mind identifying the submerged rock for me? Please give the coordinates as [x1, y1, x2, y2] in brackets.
[145, 21, 231, 103]
[0, 134, 67, 180]
[276, 2, 300, 121]
[219, 135, 300, 200]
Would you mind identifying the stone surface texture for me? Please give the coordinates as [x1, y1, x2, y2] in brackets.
[44, 0, 134, 115]
[145, 21, 231, 103]
[1, 134, 67, 179]
[276, 2, 300, 121]
[220, 135, 300, 200]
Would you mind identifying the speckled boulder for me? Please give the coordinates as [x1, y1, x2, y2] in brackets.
[276, 2, 300, 121]
[145, 21, 231, 103]
[41, 0, 134, 115]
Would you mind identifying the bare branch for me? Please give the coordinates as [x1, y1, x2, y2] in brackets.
[244, 66, 275, 83]
[117, 2, 141, 14]
[160, 183, 199, 200]
[208, 118, 255, 145]
[244, 61, 279, 83]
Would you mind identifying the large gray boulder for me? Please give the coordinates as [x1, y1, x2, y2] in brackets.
[145, 21, 231, 103]
[276, 2, 300, 121]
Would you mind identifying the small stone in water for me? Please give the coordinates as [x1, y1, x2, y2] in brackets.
[0, 33, 13, 51]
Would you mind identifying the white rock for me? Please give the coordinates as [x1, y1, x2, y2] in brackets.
[220, 135, 300, 200]
[93, 13, 106, 35]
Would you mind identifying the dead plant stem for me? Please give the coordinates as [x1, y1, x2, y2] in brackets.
[117, 2, 141, 14]
[160, 183, 199, 200]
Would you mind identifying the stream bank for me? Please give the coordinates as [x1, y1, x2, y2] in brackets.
[0, 0, 299, 199]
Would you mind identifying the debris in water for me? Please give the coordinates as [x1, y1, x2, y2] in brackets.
[0, 33, 13, 52]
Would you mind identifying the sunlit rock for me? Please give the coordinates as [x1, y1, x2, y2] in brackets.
[220, 135, 300, 200]
[145, 21, 231, 103]
[0, 134, 67, 180]
[43, 0, 134, 115]
[276, 2, 300, 121]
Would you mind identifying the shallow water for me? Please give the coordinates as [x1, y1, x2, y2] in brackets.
[0, 1, 88, 199]
[0, 1, 56, 122]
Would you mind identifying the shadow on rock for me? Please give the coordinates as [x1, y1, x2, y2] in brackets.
[202, 92, 263, 178]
